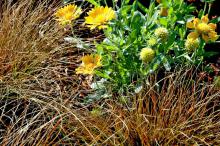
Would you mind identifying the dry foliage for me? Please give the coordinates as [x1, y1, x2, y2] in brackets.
[0, 68, 219, 145]
[0, 0, 63, 76]
[0, 0, 219, 145]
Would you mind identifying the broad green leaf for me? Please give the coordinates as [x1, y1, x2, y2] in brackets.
[131, 11, 146, 30]
[159, 17, 168, 27]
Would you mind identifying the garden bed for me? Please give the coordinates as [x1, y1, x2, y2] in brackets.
[0, 0, 220, 145]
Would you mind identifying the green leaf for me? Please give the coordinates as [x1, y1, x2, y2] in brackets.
[85, 0, 100, 6]
[210, 16, 220, 23]
[137, 1, 148, 13]
[95, 70, 111, 79]
[120, 6, 132, 17]
[131, 11, 146, 30]
[152, 59, 161, 72]
[204, 51, 219, 58]
[127, 30, 138, 43]
[162, 56, 171, 71]
[182, 54, 192, 62]
[159, 17, 168, 27]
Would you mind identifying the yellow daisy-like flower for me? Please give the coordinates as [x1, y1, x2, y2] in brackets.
[186, 14, 219, 42]
[84, 6, 116, 30]
[55, 4, 82, 25]
[76, 54, 102, 75]
[140, 48, 155, 63]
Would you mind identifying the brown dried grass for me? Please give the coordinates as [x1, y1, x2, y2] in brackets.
[0, 0, 63, 76]
[1, 67, 219, 145]
[0, 0, 219, 145]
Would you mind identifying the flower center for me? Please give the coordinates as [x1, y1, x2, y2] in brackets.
[197, 23, 210, 34]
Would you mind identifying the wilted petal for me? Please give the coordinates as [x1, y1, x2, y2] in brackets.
[209, 31, 219, 42]
[193, 18, 199, 27]
[186, 22, 194, 29]
[208, 23, 217, 30]
[187, 32, 199, 39]
[201, 14, 209, 24]
[202, 34, 209, 42]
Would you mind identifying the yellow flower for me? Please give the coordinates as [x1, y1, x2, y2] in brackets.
[185, 38, 200, 52]
[186, 14, 219, 42]
[55, 4, 82, 25]
[155, 27, 169, 41]
[76, 54, 102, 75]
[140, 48, 155, 63]
[84, 6, 116, 30]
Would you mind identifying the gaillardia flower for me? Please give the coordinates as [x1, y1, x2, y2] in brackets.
[186, 14, 219, 42]
[55, 4, 82, 25]
[76, 54, 102, 75]
[84, 6, 116, 30]
[140, 48, 155, 63]
[185, 38, 200, 52]
[155, 27, 169, 41]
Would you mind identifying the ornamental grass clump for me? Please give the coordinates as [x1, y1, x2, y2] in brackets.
[0, 0, 64, 77]
[3, 68, 219, 145]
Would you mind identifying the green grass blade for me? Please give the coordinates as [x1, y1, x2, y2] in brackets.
[86, 0, 100, 6]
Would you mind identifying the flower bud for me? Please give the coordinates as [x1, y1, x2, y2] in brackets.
[155, 27, 169, 41]
[140, 48, 155, 63]
[148, 37, 157, 47]
[160, 7, 168, 17]
[185, 38, 200, 52]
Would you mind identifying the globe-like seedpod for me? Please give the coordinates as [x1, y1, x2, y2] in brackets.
[185, 38, 200, 52]
[140, 48, 155, 63]
[155, 27, 169, 41]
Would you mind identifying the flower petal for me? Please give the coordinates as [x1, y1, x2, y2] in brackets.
[186, 22, 194, 29]
[202, 34, 209, 42]
[193, 18, 199, 27]
[76, 66, 94, 74]
[187, 32, 199, 39]
[82, 55, 93, 64]
[208, 31, 219, 42]
[208, 23, 217, 30]
[84, 6, 116, 30]
[201, 14, 209, 24]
